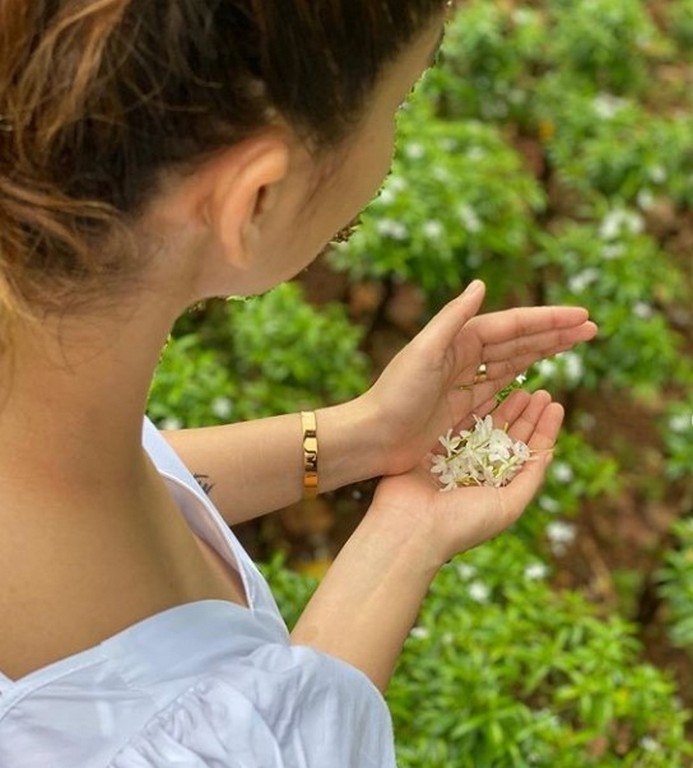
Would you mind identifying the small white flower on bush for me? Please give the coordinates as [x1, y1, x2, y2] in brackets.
[458, 203, 482, 234]
[422, 219, 445, 240]
[377, 186, 397, 205]
[524, 562, 549, 581]
[466, 146, 486, 162]
[538, 351, 584, 388]
[648, 165, 667, 184]
[592, 93, 627, 120]
[636, 188, 655, 210]
[160, 416, 184, 430]
[456, 562, 477, 580]
[602, 243, 625, 260]
[633, 301, 653, 319]
[551, 460, 574, 484]
[432, 166, 451, 183]
[376, 176, 405, 206]
[536, 357, 558, 380]
[546, 520, 577, 556]
[599, 208, 644, 241]
[669, 413, 693, 432]
[568, 267, 600, 293]
[468, 580, 491, 603]
[562, 351, 584, 385]
[512, 8, 535, 25]
[538, 495, 561, 514]
[409, 626, 430, 640]
[640, 736, 662, 753]
[387, 175, 408, 194]
[404, 141, 425, 160]
[211, 396, 233, 419]
[376, 218, 408, 240]
[431, 415, 532, 491]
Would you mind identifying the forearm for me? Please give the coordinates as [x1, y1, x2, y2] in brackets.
[161, 396, 386, 524]
[290, 505, 439, 693]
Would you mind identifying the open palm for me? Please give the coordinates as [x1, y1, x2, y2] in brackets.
[361, 281, 597, 478]
[370, 389, 563, 567]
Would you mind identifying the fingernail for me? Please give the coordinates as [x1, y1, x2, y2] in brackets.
[463, 280, 483, 296]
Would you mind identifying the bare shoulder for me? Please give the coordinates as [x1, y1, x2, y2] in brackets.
[0, 492, 246, 680]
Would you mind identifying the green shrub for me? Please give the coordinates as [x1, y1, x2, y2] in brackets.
[148, 282, 370, 426]
[665, 0, 693, 54]
[262, 538, 692, 767]
[535, 76, 693, 207]
[390, 537, 692, 767]
[517, 430, 621, 549]
[546, 0, 664, 95]
[329, 96, 544, 310]
[227, 282, 370, 416]
[661, 383, 693, 482]
[147, 334, 235, 429]
[531, 220, 686, 396]
[658, 518, 693, 653]
[420, 1, 546, 125]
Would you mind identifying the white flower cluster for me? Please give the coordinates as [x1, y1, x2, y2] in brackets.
[431, 415, 531, 491]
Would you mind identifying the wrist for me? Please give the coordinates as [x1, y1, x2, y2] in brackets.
[315, 394, 389, 491]
[291, 498, 439, 690]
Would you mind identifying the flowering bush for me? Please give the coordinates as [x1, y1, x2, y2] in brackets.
[661, 380, 693, 481]
[546, 0, 664, 95]
[658, 518, 693, 652]
[263, 541, 693, 767]
[535, 78, 693, 207]
[390, 538, 692, 767]
[417, 0, 547, 126]
[328, 98, 543, 310]
[531, 221, 687, 396]
[148, 283, 370, 426]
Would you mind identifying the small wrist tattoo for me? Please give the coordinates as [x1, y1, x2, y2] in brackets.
[193, 473, 215, 496]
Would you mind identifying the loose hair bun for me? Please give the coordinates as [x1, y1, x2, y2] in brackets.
[0, 0, 445, 323]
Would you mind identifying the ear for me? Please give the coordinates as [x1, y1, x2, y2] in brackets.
[203, 133, 291, 270]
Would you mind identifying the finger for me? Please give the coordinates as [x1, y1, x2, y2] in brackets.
[447, 388, 531, 435]
[498, 451, 552, 515]
[499, 402, 564, 508]
[479, 322, 598, 369]
[466, 306, 593, 346]
[525, 400, 565, 453]
[502, 390, 554, 444]
[414, 280, 486, 353]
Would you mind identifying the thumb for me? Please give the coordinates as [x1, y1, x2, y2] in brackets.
[417, 280, 486, 350]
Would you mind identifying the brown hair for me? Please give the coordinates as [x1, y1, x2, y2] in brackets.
[0, 0, 446, 322]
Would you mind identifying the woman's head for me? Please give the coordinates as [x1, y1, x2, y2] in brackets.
[0, 0, 449, 321]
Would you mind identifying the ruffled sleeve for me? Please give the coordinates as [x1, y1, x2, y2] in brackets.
[109, 643, 396, 768]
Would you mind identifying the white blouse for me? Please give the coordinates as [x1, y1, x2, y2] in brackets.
[0, 419, 396, 767]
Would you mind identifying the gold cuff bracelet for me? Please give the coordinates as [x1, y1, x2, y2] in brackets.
[300, 411, 318, 498]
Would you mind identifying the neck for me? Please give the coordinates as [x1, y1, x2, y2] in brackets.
[0, 296, 177, 513]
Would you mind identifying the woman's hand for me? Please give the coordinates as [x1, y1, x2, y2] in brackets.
[360, 280, 596, 477]
[369, 387, 563, 567]
[293, 388, 563, 690]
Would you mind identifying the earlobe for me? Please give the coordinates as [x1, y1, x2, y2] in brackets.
[206, 134, 291, 270]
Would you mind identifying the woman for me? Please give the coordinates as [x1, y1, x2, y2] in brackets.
[0, 1, 596, 765]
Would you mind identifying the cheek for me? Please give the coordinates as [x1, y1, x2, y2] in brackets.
[354, 125, 397, 209]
